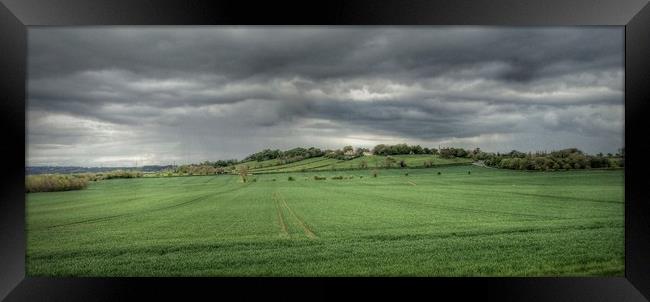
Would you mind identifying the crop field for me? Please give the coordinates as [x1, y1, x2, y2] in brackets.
[245, 154, 473, 174]
[311, 154, 473, 171]
[26, 165, 624, 276]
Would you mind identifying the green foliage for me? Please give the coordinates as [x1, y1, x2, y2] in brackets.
[439, 147, 470, 159]
[175, 165, 224, 176]
[201, 159, 239, 168]
[243, 147, 325, 162]
[483, 148, 623, 171]
[288, 176, 295, 181]
[359, 160, 368, 169]
[26, 174, 88, 193]
[102, 170, 144, 179]
[26, 169, 146, 193]
[372, 143, 431, 156]
[399, 160, 407, 168]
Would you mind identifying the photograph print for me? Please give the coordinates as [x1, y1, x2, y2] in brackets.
[26, 26, 624, 276]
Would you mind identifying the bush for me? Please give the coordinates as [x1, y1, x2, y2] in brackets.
[405, 172, 409, 176]
[399, 160, 407, 168]
[314, 176, 326, 180]
[103, 170, 143, 179]
[359, 160, 368, 169]
[331, 176, 344, 180]
[26, 174, 88, 193]
[482, 148, 617, 171]
[437, 171, 441, 175]
[288, 176, 295, 181]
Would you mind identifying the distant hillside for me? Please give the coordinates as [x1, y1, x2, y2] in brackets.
[26, 165, 174, 175]
[244, 154, 473, 174]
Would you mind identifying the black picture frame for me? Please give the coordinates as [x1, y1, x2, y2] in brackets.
[1, 0, 649, 301]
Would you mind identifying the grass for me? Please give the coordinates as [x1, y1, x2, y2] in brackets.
[240, 154, 472, 174]
[26, 165, 624, 276]
[250, 157, 336, 173]
[314, 154, 472, 170]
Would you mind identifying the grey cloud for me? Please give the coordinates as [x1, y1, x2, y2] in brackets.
[26, 27, 624, 166]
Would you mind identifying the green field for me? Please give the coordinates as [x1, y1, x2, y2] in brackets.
[26, 165, 624, 276]
[243, 154, 473, 174]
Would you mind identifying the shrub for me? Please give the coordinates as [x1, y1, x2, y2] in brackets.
[437, 171, 441, 175]
[405, 172, 409, 176]
[359, 160, 368, 169]
[331, 176, 344, 180]
[314, 176, 326, 180]
[103, 170, 143, 179]
[423, 160, 433, 168]
[399, 160, 407, 168]
[384, 157, 396, 168]
[26, 174, 88, 193]
[288, 176, 295, 181]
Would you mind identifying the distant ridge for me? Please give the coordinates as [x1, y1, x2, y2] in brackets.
[26, 165, 174, 175]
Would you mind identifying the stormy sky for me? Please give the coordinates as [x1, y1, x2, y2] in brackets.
[27, 26, 624, 167]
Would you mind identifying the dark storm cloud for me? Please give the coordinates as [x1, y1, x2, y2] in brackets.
[27, 27, 624, 166]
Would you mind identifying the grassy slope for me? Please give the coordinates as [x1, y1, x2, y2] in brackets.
[241, 154, 472, 174]
[312, 154, 472, 170]
[250, 157, 338, 173]
[26, 166, 624, 276]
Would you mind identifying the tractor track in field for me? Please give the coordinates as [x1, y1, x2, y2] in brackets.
[272, 192, 317, 239]
[273, 196, 290, 238]
[42, 181, 251, 230]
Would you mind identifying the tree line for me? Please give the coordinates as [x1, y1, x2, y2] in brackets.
[481, 148, 624, 171]
[26, 170, 144, 193]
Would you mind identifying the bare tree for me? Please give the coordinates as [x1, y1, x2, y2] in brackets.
[237, 165, 250, 183]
